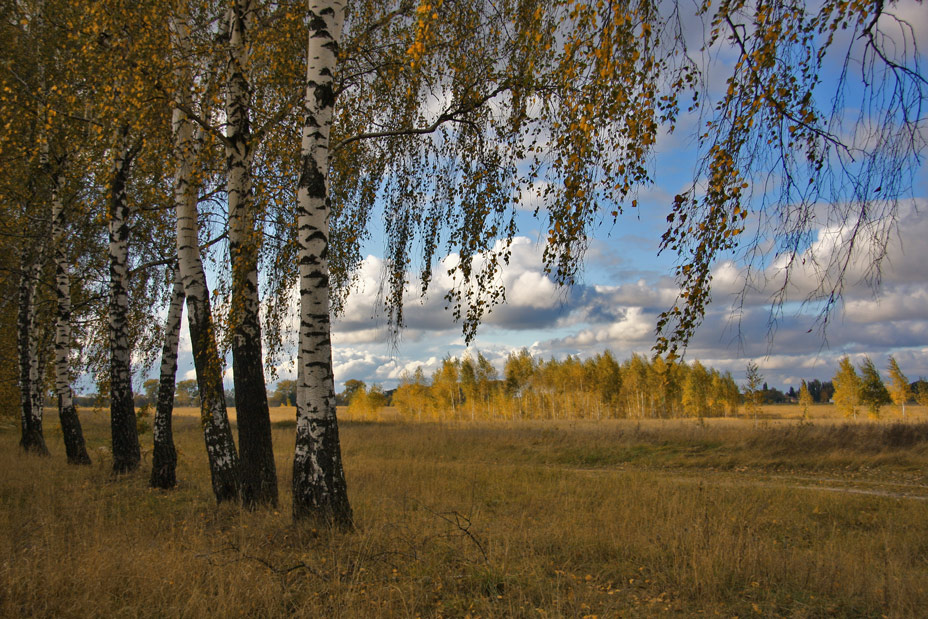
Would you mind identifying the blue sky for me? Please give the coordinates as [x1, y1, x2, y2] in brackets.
[159, 1, 928, 395]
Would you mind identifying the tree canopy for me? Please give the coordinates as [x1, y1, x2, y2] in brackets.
[3, 0, 922, 366]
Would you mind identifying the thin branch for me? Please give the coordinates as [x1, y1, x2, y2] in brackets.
[252, 94, 301, 141]
[128, 232, 227, 276]
[171, 99, 231, 148]
[330, 82, 510, 153]
[722, 15, 852, 156]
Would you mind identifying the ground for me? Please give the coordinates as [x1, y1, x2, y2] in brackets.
[1, 405, 927, 617]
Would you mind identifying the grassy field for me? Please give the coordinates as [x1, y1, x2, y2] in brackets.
[2, 406, 927, 617]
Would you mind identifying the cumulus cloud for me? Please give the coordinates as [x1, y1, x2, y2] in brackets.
[332, 236, 575, 338]
[845, 286, 928, 323]
[555, 306, 655, 348]
[331, 346, 448, 386]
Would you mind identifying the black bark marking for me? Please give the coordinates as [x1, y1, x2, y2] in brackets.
[299, 156, 327, 200]
[314, 83, 335, 110]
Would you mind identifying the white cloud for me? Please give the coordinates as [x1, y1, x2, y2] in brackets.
[844, 287, 928, 323]
[333, 236, 572, 338]
[555, 306, 654, 348]
[332, 327, 391, 345]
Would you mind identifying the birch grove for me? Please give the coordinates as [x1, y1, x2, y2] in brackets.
[0, 0, 922, 524]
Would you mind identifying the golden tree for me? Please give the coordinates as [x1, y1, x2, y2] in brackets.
[833, 356, 861, 419]
[798, 380, 813, 419]
[886, 356, 912, 419]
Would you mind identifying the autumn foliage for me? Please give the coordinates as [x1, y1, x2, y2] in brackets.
[388, 351, 741, 421]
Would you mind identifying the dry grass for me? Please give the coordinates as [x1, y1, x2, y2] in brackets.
[757, 403, 928, 422]
[1, 411, 927, 617]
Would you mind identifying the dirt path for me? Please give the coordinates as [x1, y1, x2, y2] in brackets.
[559, 464, 928, 501]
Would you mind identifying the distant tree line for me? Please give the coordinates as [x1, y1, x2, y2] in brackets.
[345, 351, 742, 421]
[74, 380, 236, 410]
[66, 351, 928, 424]
[330, 351, 928, 422]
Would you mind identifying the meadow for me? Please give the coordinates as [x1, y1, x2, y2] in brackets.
[2, 405, 927, 617]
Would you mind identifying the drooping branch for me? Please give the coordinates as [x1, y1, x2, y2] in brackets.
[330, 82, 511, 153]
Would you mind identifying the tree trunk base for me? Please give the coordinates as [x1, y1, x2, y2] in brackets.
[67, 450, 92, 466]
[60, 405, 91, 465]
[238, 419, 278, 509]
[19, 432, 49, 456]
[112, 457, 140, 474]
[240, 475, 279, 509]
[292, 418, 352, 528]
[150, 445, 177, 489]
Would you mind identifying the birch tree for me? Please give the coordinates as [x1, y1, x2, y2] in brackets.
[886, 355, 911, 419]
[292, 0, 352, 525]
[106, 124, 142, 473]
[223, 0, 278, 508]
[17, 240, 49, 455]
[51, 161, 91, 465]
[2, 0, 55, 456]
[170, 9, 241, 502]
[61, 0, 179, 474]
[150, 264, 184, 488]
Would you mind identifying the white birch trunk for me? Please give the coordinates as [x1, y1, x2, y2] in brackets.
[225, 0, 277, 507]
[18, 243, 48, 455]
[108, 124, 141, 473]
[52, 168, 90, 464]
[150, 262, 183, 488]
[32, 331, 49, 424]
[171, 12, 240, 501]
[16, 2, 50, 456]
[292, 0, 351, 526]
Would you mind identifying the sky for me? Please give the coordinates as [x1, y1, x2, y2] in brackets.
[161, 1, 928, 395]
